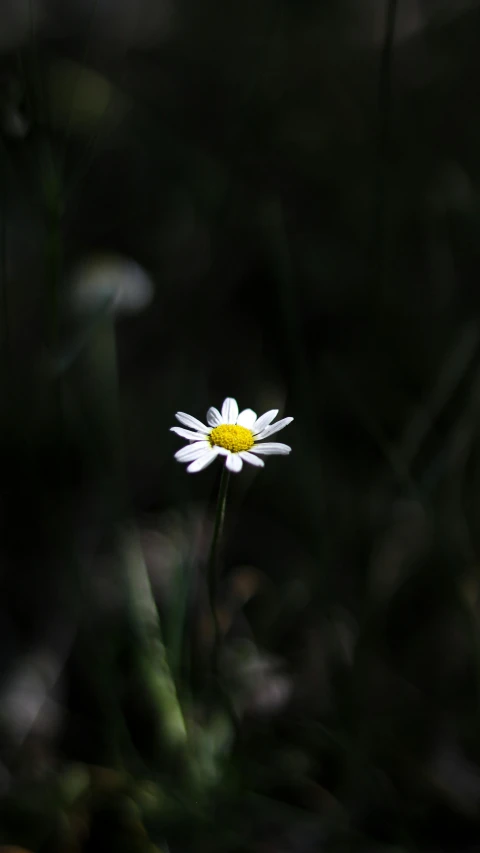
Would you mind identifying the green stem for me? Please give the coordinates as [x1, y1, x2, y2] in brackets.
[208, 465, 230, 676]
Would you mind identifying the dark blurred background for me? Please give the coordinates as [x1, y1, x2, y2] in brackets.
[1, 0, 480, 850]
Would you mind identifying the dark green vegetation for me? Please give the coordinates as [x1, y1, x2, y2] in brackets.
[1, 1, 480, 850]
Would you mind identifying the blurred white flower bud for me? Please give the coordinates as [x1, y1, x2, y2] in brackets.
[221, 639, 292, 717]
[70, 253, 154, 316]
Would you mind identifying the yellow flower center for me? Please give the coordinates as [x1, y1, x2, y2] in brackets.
[210, 424, 254, 453]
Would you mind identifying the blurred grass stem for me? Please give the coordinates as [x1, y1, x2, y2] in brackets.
[44, 163, 63, 359]
[0, 160, 9, 386]
[79, 303, 187, 763]
[121, 528, 188, 753]
[259, 194, 330, 587]
[373, 0, 398, 300]
[61, 0, 99, 170]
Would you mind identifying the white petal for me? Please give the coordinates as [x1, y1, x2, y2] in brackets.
[175, 412, 209, 432]
[207, 407, 222, 427]
[170, 426, 209, 441]
[187, 448, 219, 473]
[225, 452, 243, 472]
[237, 408, 257, 429]
[221, 397, 239, 424]
[255, 417, 293, 440]
[239, 451, 265, 468]
[252, 409, 278, 434]
[175, 441, 210, 462]
[250, 442, 291, 455]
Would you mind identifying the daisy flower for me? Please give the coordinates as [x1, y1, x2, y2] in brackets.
[171, 397, 293, 474]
